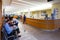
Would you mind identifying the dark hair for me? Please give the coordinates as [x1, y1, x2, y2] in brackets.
[9, 17, 13, 21]
[5, 19, 9, 22]
[5, 17, 8, 19]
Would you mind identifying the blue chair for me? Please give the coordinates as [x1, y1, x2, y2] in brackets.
[2, 26, 16, 40]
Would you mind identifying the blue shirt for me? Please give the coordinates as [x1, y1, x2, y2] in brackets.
[4, 23, 13, 34]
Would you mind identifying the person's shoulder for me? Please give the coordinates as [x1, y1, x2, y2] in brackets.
[5, 23, 9, 25]
[4, 23, 9, 27]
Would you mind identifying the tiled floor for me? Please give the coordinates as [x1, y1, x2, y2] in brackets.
[18, 22, 60, 40]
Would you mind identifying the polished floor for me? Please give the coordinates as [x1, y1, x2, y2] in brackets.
[17, 21, 60, 40]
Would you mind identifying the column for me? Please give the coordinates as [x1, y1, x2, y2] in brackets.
[0, 0, 2, 40]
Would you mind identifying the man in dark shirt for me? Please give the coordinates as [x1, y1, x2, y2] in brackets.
[23, 15, 26, 24]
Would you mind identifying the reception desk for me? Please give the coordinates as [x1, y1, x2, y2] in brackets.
[26, 18, 60, 30]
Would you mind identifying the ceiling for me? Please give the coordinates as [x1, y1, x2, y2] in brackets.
[2, 0, 60, 14]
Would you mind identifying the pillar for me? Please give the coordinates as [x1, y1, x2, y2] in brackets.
[0, 0, 2, 40]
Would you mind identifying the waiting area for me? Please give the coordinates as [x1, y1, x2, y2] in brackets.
[1, 16, 60, 40]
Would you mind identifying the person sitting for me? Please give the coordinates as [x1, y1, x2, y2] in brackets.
[13, 17, 20, 34]
[4, 18, 21, 38]
[9, 17, 20, 36]
[13, 17, 19, 26]
[4, 19, 16, 36]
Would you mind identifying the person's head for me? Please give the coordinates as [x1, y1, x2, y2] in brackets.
[9, 17, 13, 20]
[6, 19, 9, 23]
[24, 15, 25, 16]
[5, 17, 9, 19]
[51, 14, 53, 16]
[6, 19, 11, 23]
[6, 19, 14, 26]
[5, 17, 13, 23]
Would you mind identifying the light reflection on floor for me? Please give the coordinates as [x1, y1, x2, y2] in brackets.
[18, 22, 37, 40]
[18, 22, 60, 40]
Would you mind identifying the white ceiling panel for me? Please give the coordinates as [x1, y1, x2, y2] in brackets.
[2, 0, 60, 14]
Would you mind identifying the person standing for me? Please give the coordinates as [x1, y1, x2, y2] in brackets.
[23, 15, 26, 24]
[45, 14, 48, 20]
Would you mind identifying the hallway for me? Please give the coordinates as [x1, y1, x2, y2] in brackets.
[18, 21, 60, 40]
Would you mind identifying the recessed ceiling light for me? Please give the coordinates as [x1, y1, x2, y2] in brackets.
[18, 0, 23, 1]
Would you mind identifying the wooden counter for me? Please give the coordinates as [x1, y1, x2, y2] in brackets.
[26, 18, 60, 30]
